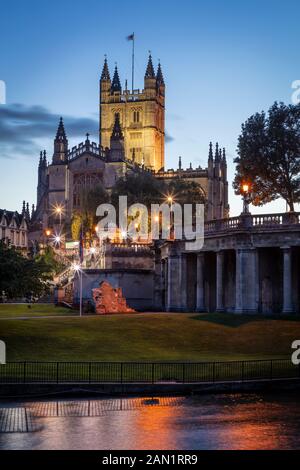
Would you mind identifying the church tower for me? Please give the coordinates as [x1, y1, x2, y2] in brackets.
[99, 54, 165, 172]
[47, 117, 68, 224]
[207, 143, 230, 220]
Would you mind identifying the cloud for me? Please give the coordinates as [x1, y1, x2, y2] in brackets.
[165, 131, 175, 143]
[0, 103, 98, 159]
[0, 103, 174, 160]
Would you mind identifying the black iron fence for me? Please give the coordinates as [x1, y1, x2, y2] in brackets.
[0, 359, 299, 384]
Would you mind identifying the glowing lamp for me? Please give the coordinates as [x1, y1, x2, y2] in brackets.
[72, 263, 81, 273]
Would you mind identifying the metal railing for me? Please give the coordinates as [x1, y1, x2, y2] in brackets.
[0, 359, 298, 385]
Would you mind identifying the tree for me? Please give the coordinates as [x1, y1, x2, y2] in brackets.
[111, 171, 164, 208]
[71, 184, 109, 240]
[166, 179, 206, 206]
[0, 242, 53, 299]
[111, 171, 206, 208]
[233, 102, 300, 211]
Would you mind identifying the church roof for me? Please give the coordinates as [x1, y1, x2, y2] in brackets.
[0, 210, 24, 228]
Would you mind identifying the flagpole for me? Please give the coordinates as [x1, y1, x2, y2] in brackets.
[132, 33, 135, 94]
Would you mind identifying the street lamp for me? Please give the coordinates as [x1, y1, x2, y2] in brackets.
[53, 204, 64, 228]
[54, 235, 61, 246]
[166, 195, 174, 239]
[241, 183, 251, 214]
[72, 262, 83, 317]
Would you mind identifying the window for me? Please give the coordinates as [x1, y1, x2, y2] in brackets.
[133, 111, 140, 123]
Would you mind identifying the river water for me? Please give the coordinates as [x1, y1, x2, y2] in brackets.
[0, 392, 300, 450]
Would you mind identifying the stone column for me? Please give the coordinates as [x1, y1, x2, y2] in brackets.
[235, 248, 258, 314]
[196, 253, 205, 312]
[216, 251, 224, 312]
[282, 247, 294, 313]
[180, 254, 188, 311]
[167, 255, 182, 312]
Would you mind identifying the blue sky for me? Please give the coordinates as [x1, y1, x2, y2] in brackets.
[0, 0, 300, 214]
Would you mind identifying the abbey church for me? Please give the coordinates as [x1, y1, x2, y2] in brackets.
[33, 54, 229, 234]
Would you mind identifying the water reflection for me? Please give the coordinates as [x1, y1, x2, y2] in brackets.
[0, 392, 300, 450]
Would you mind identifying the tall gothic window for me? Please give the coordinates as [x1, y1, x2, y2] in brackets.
[133, 111, 140, 123]
[73, 173, 103, 209]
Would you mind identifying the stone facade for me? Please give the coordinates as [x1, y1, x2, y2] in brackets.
[32, 56, 229, 237]
[160, 212, 300, 314]
[0, 208, 28, 249]
[100, 56, 165, 172]
[73, 269, 155, 311]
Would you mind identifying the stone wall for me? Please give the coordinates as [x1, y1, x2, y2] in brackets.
[73, 269, 154, 311]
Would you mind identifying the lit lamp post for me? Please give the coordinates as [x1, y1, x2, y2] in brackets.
[167, 195, 174, 240]
[45, 229, 51, 247]
[56, 206, 62, 224]
[241, 183, 251, 214]
[72, 263, 83, 317]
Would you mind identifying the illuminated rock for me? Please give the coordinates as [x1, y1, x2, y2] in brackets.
[92, 281, 135, 315]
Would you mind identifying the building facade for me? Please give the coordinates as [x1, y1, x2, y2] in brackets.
[100, 56, 165, 172]
[0, 205, 29, 249]
[160, 212, 300, 314]
[33, 55, 229, 235]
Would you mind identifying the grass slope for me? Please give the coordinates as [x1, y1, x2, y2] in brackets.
[0, 310, 299, 362]
[0, 304, 78, 318]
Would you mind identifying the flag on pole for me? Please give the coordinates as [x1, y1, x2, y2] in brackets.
[127, 33, 134, 41]
[79, 228, 84, 264]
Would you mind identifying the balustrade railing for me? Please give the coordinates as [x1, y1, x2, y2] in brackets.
[205, 212, 300, 234]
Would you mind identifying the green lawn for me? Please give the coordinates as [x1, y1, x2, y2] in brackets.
[0, 303, 78, 318]
[0, 308, 299, 362]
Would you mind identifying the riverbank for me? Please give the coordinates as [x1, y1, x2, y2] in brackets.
[1, 377, 299, 399]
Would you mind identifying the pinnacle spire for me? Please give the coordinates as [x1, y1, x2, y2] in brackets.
[222, 148, 226, 161]
[111, 114, 123, 140]
[215, 143, 220, 161]
[111, 66, 121, 93]
[209, 142, 213, 160]
[56, 117, 67, 140]
[156, 62, 165, 86]
[39, 151, 43, 166]
[145, 54, 155, 79]
[178, 156, 182, 170]
[101, 57, 110, 81]
[53, 117, 68, 163]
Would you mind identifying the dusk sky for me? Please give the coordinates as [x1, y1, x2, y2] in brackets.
[1, 0, 300, 214]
